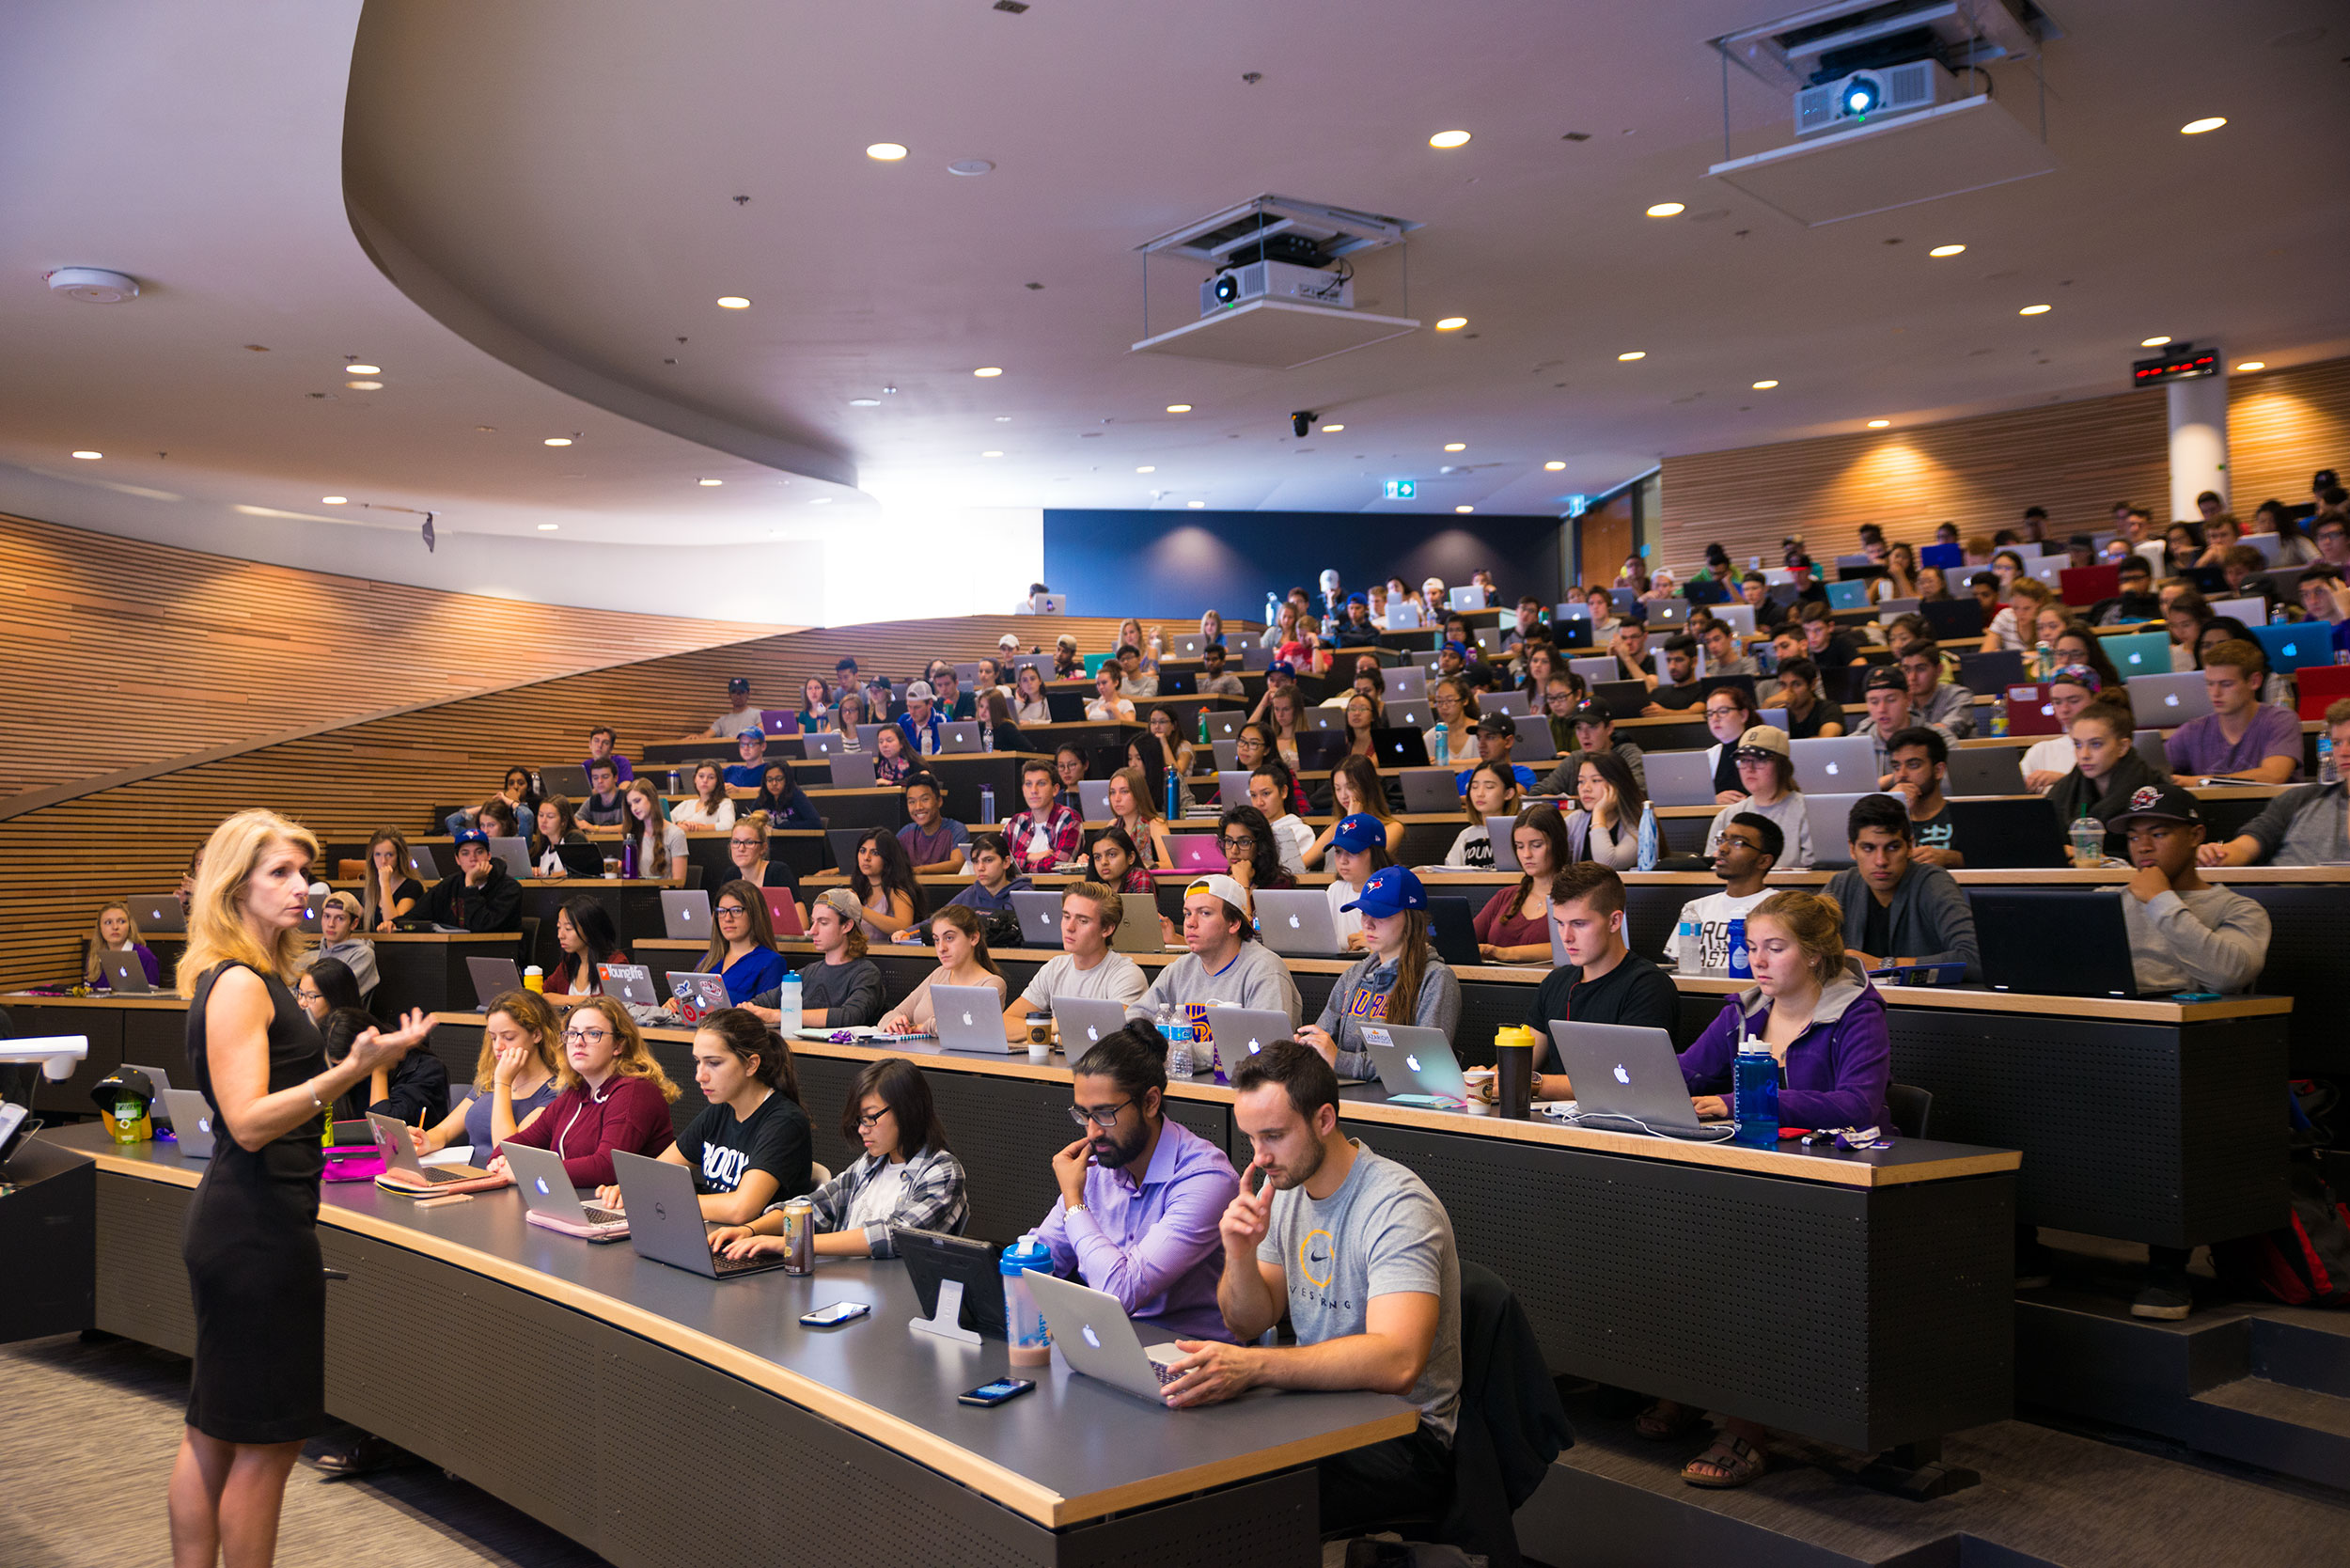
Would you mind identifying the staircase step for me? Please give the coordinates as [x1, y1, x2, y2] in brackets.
[2185, 1378, 2350, 1483]
[2249, 1307, 2350, 1399]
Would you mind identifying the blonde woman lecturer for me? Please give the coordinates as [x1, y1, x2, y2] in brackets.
[170, 808, 430, 1567]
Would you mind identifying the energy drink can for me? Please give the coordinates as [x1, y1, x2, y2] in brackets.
[780, 1197, 814, 1276]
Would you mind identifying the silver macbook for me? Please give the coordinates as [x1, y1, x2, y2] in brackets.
[1569, 656, 1619, 685]
[1644, 749, 1718, 808]
[598, 962, 661, 1009]
[1025, 1270, 1185, 1401]
[1253, 889, 1347, 956]
[2210, 595, 2268, 628]
[1448, 585, 1485, 613]
[405, 845, 442, 881]
[1362, 1023, 1470, 1107]
[661, 888, 713, 941]
[829, 751, 878, 788]
[502, 1139, 630, 1241]
[1077, 778, 1113, 820]
[856, 722, 887, 751]
[1645, 598, 1691, 629]
[488, 836, 531, 880]
[1487, 816, 1522, 871]
[1511, 713, 1557, 762]
[1803, 793, 1866, 871]
[804, 730, 846, 759]
[1386, 602, 1424, 630]
[99, 952, 155, 994]
[1387, 698, 1434, 730]
[932, 983, 1010, 1052]
[125, 1063, 176, 1128]
[1304, 708, 1343, 732]
[1790, 735, 1876, 793]
[1216, 769, 1255, 807]
[465, 955, 524, 1010]
[1211, 740, 1241, 771]
[1713, 604, 1756, 637]
[1194, 1005, 1293, 1068]
[1010, 889, 1066, 948]
[1397, 768, 1463, 814]
[540, 764, 591, 797]
[938, 721, 984, 755]
[1052, 996, 1133, 1054]
[129, 895, 186, 933]
[1387, 666, 1427, 700]
[368, 1111, 493, 1183]
[611, 1150, 787, 1278]
[1546, 1021, 1731, 1140]
[1482, 690, 1531, 718]
[1203, 712, 1246, 743]
[2125, 672, 2215, 729]
[161, 1088, 215, 1158]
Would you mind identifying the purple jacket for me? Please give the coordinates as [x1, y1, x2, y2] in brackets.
[1676, 958, 1891, 1132]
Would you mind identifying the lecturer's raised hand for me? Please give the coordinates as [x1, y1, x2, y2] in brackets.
[345, 1009, 430, 1075]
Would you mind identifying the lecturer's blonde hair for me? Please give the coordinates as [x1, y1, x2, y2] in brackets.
[177, 809, 321, 997]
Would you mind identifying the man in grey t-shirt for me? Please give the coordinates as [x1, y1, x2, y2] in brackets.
[1001, 882, 1147, 1041]
[1161, 1043, 1460, 1535]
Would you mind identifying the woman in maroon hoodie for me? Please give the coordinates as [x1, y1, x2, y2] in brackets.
[485, 996, 677, 1185]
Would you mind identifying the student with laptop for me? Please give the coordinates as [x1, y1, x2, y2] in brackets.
[1246, 767, 1315, 873]
[1162, 1042, 1461, 1537]
[720, 729, 774, 789]
[703, 675, 761, 740]
[1825, 794, 1982, 980]
[1088, 664, 1138, 722]
[590, 1008, 812, 1226]
[2090, 554, 2164, 626]
[1005, 759, 1084, 874]
[1882, 728, 1964, 867]
[935, 834, 1030, 932]
[579, 758, 629, 826]
[2047, 699, 2167, 861]
[545, 896, 628, 997]
[1771, 656, 1846, 740]
[308, 892, 378, 1001]
[746, 890, 884, 1028]
[1637, 635, 1708, 714]
[1104, 765, 1176, 870]
[426, 828, 523, 933]
[2198, 698, 2350, 866]
[530, 795, 592, 877]
[1516, 863, 1679, 1102]
[1297, 869, 1462, 1081]
[83, 900, 162, 991]
[1424, 677, 1483, 767]
[485, 996, 679, 1186]
[1798, 601, 1863, 666]
[1606, 619, 1660, 688]
[1443, 760, 1521, 869]
[1449, 711, 1540, 795]
[1702, 726, 1814, 869]
[876, 907, 1009, 1034]
[719, 816, 802, 905]
[1028, 1023, 1242, 1340]
[1855, 667, 1955, 788]
[887, 679, 946, 757]
[1000, 881, 1149, 1041]
[619, 781, 691, 887]
[669, 760, 736, 830]
[1534, 699, 1649, 797]
[411, 989, 563, 1159]
[2164, 639, 2304, 785]
[1663, 814, 1780, 970]
[685, 879, 789, 1007]
[713, 1057, 968, 1262]
[1897, 641, 1976, 739]
[1129, 875, 1304, 1025]
[321, 1005, 449, 1127]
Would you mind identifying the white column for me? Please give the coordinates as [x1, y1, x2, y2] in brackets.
[2168, 370, 2229, 522]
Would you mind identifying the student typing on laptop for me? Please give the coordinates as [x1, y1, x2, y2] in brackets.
[1296, 868, 1462, 1082]
[713, 1058, 967, 1262]
[672, 879, 789, 1009]
[1161, 1043, 1463, 1540]
[2164, 639, 2303, 785]
[1128, 875, 1303, 1026]
[875, 907, 1009, 1035]
[745, 890, 884, 1028]
[485, 996, 680, 1187]
[1030, 1024, 1242, 1341]
[1824, 794, 1982, 981]
[591, 1009, 812, 1227]
[1513, 864, 1678, 1104]
[410, 992, 563, 1159]
[999, 881, 1148, 1040]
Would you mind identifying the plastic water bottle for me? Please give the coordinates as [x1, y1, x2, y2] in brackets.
[530, 770, 544, 797]
[1002, 1234, 1056, 1366]
[979, 784, 996, 824]
[2033, 639, 2055, 681]
[1636, 801, 1660, 870]
[1675, 912, 1701, 975]
[1265, 590, 1280, 631]
[1432, 720, 1449, 766]
[2070, 816, 2106, 866]
[1726, 917, 1752, 980]
[1157, 1003, 1193, 1079]
[775, 974, 802, 1035]
[1731, 1036, 1780, 1148]
[2320, 731, 2339, 788]
[1990, 693, 2010, 738]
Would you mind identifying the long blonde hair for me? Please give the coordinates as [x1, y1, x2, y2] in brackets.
[555, 996, 682, 1102]
[177, 809, 321, 997]
[1749, 890, 1847, 985]
[474, 989, 564, 1091]
[84, 901, 144, 984]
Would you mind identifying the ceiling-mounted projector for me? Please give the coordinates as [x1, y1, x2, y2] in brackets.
[1132, 195, 1419, 370]
[1203, 259, 1353, 318]
[1796, 59, 1956, 135]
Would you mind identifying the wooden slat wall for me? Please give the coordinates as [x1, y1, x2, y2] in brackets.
[1657, 353, 2350, 572]
[0, 512, 780, 801]
[0, 612, 1138, 990]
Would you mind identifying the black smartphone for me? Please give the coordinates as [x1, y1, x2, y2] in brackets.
[799, 1301, 871, 1327]
[958, 1377, 1036, 1407]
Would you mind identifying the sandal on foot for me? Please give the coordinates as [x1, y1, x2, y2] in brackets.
[1634, 1401, 1703, 1441]
[1681, 1435, 1767, 1489]
[314, 1435, 400, 1478]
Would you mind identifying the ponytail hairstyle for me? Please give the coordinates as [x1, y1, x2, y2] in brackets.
[697, 1005, 799, 1105]
[1747, 890, 1846, 986]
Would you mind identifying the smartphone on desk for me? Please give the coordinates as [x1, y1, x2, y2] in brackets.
[958, 1377, 1036, 1407]
[799, 1301, 871, 1327]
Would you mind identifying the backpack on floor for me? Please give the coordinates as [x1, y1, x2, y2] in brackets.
[2213, 1161, 2350, 1309]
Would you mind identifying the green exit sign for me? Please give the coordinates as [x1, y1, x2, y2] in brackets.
[1383, 479, 1416, 500]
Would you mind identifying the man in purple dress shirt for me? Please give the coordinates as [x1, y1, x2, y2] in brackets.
[2164, 639, 2303, 786]
[1032, 1023, 1240, 1341]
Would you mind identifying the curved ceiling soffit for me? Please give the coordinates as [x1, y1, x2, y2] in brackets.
[340, 186, 858, 496]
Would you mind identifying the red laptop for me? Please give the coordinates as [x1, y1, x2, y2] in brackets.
[2003, 683, 2065, 736]
[2058, 564, 2119, 607]
[2295, 663, 2350, 721]
[761, 888, 807, 936]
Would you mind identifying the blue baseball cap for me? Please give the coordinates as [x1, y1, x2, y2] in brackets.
[1342, 865, 1427, 918]
[1331, 813, 1385, 854]
[1346, 590, 1369, 606]
[452, 827, 491, 852]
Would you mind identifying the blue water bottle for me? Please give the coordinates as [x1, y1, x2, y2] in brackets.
[1731, 1036, 1780, 1148]
[1431, 720, 1449, 767]
[1726, 917, 1752, 980]
[1166, 763, 1181, 821]
[1636, 801, 1659, 870]
[979, 783, 996, 824]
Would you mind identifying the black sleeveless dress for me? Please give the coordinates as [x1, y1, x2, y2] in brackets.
[181, 962, 329, 1443]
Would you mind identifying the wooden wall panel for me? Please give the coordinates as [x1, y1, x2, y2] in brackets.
[1657, 353, 2350, 573]
[0, 512, 779, 801]
[1575, 492, 1634, 592]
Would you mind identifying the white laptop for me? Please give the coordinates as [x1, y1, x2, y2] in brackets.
[1051, 996, 1134, 1055]
[465, 955, 524, 1010]
[1448, 586, 1484, 613]
[2125, 672, 2215, 728]
[1253, 889, 1348, 956]
[1803, 793, 1866, 871]
[1025, 1270, 1186, 1401]
[1077, 779, 1113, 821]
[1010, 889, 1066, 947]
[161, 1088, 215, 1157]
[1194, 1005, 1293, 1068]
[1361, 1023, 1470, 1108]
[938, 721, 985, 754]
[368, 1111, 494, 1184]
[829, 752, 878, 788]
[502, 1139, 630, 1241]
[2026, 557, 2067, 589]
[2209, 594, 2268, 628]
[661, 888, 713, 941]
[804, 730, 847, 758]
[1202, 712, 1246, 743]
[1713, 604, 1756, 638]
[488, 836, 531, 881]
[1790, 735, 1876, 793]
[2237, 531, 2281, 567]
[598, 962, 661, 1010]
[1386, 602, 1425, 630]
[1569, 656, 1618, 685]
[1644, 750, 1717, 808]
[932, 983, 1010, 1052]
[98, 952, 156, 994]
[1546, 1020, 1732, 1140]
[1216, 769, 1255, 807]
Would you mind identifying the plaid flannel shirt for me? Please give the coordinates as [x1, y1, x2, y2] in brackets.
[769, 1145, 967, 1257]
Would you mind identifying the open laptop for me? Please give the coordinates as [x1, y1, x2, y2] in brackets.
[1944, 797, 2068, 869]
[938, 721, 984, 755]
[549, 841, 604, 877]
[2210, 595, 2269, 629]
[97, 952, 156, 994]
[826, 826, 869, 870]
[611, 1151, 789, 1278]
[829, 751, 878, 788]
[1076, 778, 1113, 820]
[1487, 817, 1522, 872]
[1111, 893, 1165, 953]
[128, 895, 187, 933]
[2252, 620, 2335, 674]
[762, 888, 806, 937]
[1790, 735, 1876, 793]
[2024, 557, 2068, 591]
[466, 955, 524, 1009]
[1295, 731, 1350, 772]
[369, 1111, 494, 1184]
[2060, 564, 2120, 605]
[1189, 1005, 1293, 1070]
[2296, 664, 2350, 720]
[1546, 1021, 1733, 1140]
[1482, 690, 1532, 718]
[1920, 600, 1985, 642]
[803, 730, 848, 759]
[1026, 1270, 1185, 1399]
[1397, 768, 1462, 813]
[1254, 889, 1347, 956]
[759, 709, 801, 737]
[1568, 655, 1618, 686]
[932, 983, 1009, 1052]
[1052, 996, 1133, 1055]
[598, 963, 661, 1010]
[1645, 598, 1691, 630]
[1825, 579, 1872, 612]
[488, 836, 531, 881]
[1590, 681, 1652, 721]
[1361, 1023, 1470, 1108]
[1973, 888, 2141, 997]
[160, 1088, 215, 1158]
[1386, 666, 1427, 699]
[1385, 601, 1424, 630]
[1385, 698, 1433, 730]
[1010, 889, 1066, 948]
[2000, 682, 2065, 736]
[1164, 834, 1226, 872]
[123, 1062, 176, 1128]
[1956, 650, 2026, 694]
[1510, 714, 1557, 762]
[540, 764, 591, 798]
[1803, 794, 1865, 870]
[502, 1140, 630, 1241]
[661, 888, 713, 941]
[2125, 672, 2214, 729]
[665, 970, 729, 1024]
[1215, 768, 1254, 806]
[1423, 896, 1482, 968]
[1202, 711, 1246, 743]
[1372, 727, 1432, 770]
[1644, 749, 1717, 808]
[2101, 631, 2172, 677]
[1302, 707, 1344, 733]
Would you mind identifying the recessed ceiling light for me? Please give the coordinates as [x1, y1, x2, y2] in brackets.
[343, 364, 381, 375]
[1186, 500, 1206, 509]
[2018, 304, 2051, 315]
[1320, 423, 1343, 432]
[866, 142, 909, 161]
[1645, 202, 1685, 217]
[698, 478, 723, 486]
[1751, 379, 1780, 389]
[1617, 351, 1646, 361]
[1928, 243, 1966, 258]
[543, 436, 572, 447]
[320, 495, 347, 504]
[995, 415, 1011, 421]
[538, 523, 559, 530]
[1443, 442, 1466, 452]
[715, 296, 751, 309]
[848, 398, 880, 406]
[345, 380, 383, 390]
[981, 449, 1004, 458]
[2180, 117, 2227, 134]
[1136, 465, 1155, 473]
[1455, 505, 1475, 514]
[2140, 336, 2171, 348]
[1543, 461, 1566, 471]
[974, 366, 1003, 378]
[2236, 360, 2265, 371]
[1434, 317, 1467, 331]
[70, 449, 102, 460]
[1866, 418, 1891, 428]
[1428, 130, 1471, 149]
[1166, 402, 1192, 413]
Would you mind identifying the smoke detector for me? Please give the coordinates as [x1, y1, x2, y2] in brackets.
[47, 268, 140, 303]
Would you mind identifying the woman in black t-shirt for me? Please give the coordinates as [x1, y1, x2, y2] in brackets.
[594, 1007, 810, 1225]
[361, 827, 425, 931]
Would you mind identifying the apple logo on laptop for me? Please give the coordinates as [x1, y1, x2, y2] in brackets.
[1825, 761, 1841, 776]
[197, 1116, 211, 1134]
[1247, 1040, 1263, 1054]
[961, 1011, 973, 1027]
[2165, 692, 2181, 708]
[535, 1177, 550, 1196]
[652, 1202, 667, 1220]
[1082, 1325, 1103, 1350]
[1086, 1025, 1100, 1042]
[1405, 1054, 1421, 1072]
[1287, 915, 1301, 929]
[1613, 1063, 1631, 1085]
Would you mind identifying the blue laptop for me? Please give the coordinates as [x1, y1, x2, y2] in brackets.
[2251, 620, 2335, 673]
[2100, 631, 2172, 677]
[1825, 579, 1872, 612]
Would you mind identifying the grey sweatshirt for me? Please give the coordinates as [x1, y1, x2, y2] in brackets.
[1128, 940, 1303, 1025]
[1824, 862, 1982, 981]
[2122, 885, 2271, 994]
[1313, 952, 1465, 1081]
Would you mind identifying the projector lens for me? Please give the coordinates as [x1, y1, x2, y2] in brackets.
[1844, 77, 1880, 115]
[1213, 274, 1239, 306]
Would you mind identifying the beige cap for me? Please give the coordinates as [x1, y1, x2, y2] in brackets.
[1733, 723, 1791, 759]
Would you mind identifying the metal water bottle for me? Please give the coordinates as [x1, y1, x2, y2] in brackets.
[1165, 764, 1181, 821]
[1636, 801, 1660, 870]
[979, 783, 997, 824]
